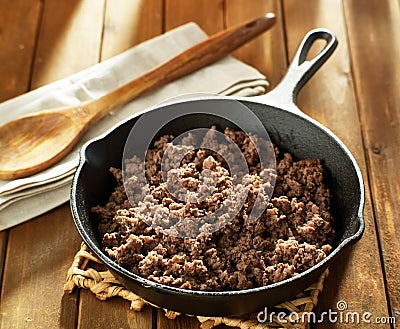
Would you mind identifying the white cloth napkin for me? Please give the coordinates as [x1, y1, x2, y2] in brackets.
[0, 22, 268, 231]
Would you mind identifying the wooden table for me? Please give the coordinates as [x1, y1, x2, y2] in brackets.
[0, 1, 399, 328]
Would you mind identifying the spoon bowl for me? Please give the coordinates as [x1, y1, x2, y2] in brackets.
[0, 109, 85, 179]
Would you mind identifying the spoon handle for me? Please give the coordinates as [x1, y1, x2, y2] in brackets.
[84, 13, 276, 125]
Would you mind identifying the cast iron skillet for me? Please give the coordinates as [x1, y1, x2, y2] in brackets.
[71, 29, 365, 316]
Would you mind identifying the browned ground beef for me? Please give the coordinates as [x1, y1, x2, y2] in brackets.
[92, 127, 334, 291]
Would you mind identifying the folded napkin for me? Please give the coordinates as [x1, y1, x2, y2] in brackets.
[0, 22, 268, 231]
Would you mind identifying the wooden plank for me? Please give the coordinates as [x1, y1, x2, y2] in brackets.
[225, 0, 287, 87]
[0, 0, 42, 102]
[0, 0, 41, 322]
[30, 0, 105, 88]
[343, 0, 400, 321]
[157, 311, 201, 329]
[165, 0, 224, 35]
[78, 290, 153, 329]
[282, 0, 390, 327]
[162, 1, 229, 328]
[75, 1, 163, 327]
[101, 0, 163, 60]
[0, 205, 81, 328]
[0, 231, 7, 287]
[0, 1, 106, 327]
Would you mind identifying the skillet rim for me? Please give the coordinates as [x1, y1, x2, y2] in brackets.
[70, 95, 365, 298]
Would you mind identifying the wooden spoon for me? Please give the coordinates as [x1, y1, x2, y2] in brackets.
[0, 14, 275, 180]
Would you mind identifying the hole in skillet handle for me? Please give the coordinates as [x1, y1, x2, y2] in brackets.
[256, 28, 338, 109]
[295, 29, 338, 87]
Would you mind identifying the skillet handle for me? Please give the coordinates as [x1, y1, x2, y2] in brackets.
[254, 28, 338, 113]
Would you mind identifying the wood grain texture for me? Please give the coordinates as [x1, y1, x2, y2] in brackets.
[0, 205, 81, 329]
[0, 0, 42, 101]
[343, 0, 400, 320]
[165, 0, 224, 35]
[101, 0, 163, 60]
[283, 0, 390, 327]
[30, 0, 105, 88]
[0, 0, 397, 328]
[225, 0, 287, 88]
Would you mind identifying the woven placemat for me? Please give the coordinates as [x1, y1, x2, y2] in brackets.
[64, 242, 329, 329]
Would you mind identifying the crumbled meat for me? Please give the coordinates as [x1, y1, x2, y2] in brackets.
[92, 127, 334, 291]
